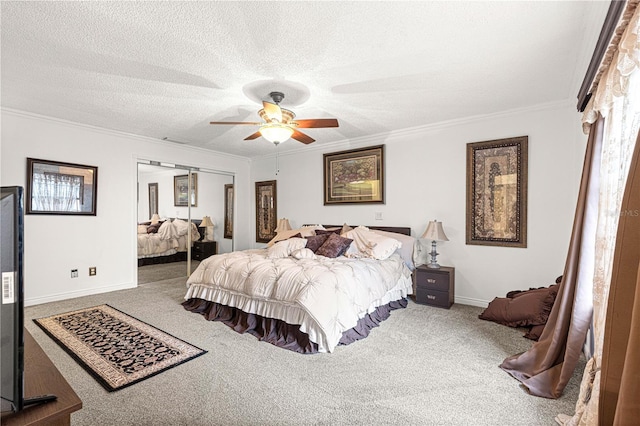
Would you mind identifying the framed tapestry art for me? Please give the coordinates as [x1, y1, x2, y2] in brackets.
[323, 145, 385, 205]
[174, 173, 197, 207]
[148, 183, 158, 217]
[26, 158, 98, 215]
[466, 136, 528, 247]
[224, 184, 234, 239]
[255, 180, 277, 243]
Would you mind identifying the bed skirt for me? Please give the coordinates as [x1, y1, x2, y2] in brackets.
[181, 297, 408, 354]
[138, 251, 187, 267]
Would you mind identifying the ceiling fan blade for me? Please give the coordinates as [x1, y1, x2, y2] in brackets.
[291, 129, 315, 144]
[262, 101, 282, 123]
[210, 121, 262, 125]
[244, 131, 262, 140]
[294, 118, 339, 128]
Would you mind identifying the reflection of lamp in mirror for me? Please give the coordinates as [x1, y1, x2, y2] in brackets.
[421, 220, 449, 269]
[150, 213, 161, 224]
[199, 216, 215, 241]
[274, 218, 292, 233]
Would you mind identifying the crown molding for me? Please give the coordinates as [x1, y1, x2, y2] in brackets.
[1, 107, 250, 163]
[251, 99, 574, 160]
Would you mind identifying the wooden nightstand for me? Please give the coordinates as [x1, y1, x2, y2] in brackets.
[192, 241, 217, 261]
[414, 265, 455, 309]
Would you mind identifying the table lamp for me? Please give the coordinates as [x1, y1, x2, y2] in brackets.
[274, 218, 292, 233]
[199, 216, 215, 241]
[421, 220, 449, 269]
[150, 213, 161, 224]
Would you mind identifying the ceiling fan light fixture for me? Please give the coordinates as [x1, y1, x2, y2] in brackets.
[259, 123, 294, 144]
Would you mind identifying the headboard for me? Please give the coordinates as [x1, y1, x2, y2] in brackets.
[306, 224, 412, 236]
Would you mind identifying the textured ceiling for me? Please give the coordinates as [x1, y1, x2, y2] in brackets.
[1, 1, 609, 158]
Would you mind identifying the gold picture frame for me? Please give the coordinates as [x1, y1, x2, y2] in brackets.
[323, 145, 385, 205]
[26, 158, 98, 215]
[224, 184, 234, 239]
[173, 173, 197, 207]
[466, 136, 528, 247]
[255, 180, 277, 243]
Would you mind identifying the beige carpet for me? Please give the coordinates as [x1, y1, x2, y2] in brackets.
[25, 276, 584, 425]
[137, 261, 199, 284]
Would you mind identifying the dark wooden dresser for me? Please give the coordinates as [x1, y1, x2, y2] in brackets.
[414, 265, 455, 309]
[1, 329, 82, 426]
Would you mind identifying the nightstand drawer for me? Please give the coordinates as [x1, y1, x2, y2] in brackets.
[416, 270, 450, 292]
[192, 241, 217, 261]
[415, 288, 451, 308]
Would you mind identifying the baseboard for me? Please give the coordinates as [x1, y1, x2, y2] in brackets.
[454, 296, 489, 308]
[25, 282, 137, 307]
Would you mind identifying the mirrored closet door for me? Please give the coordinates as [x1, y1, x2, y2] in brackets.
[137, 162, 234, 282]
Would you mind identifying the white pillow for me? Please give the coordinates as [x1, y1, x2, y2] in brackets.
[137, 225, 148, 234]
[344, 226, 375, 258]
[172, 219, 189, 236]
[343, 226, 402, 260]
[366, 230, 403, 260]
[371, 229, 416, 270]
[291, 248, 317, 260]
[157, 220, 177, 240]
[266, 238, 308, 258]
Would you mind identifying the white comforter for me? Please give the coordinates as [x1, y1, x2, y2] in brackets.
[184, 249, 413, 352]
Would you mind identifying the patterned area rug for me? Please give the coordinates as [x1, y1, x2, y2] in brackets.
[34, 304, 206, 391]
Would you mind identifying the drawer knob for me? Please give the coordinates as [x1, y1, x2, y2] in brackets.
[427, 279, 436, 283]
[427, 295, 436, 300]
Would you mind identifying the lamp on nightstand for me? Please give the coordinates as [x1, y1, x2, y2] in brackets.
[199, 216, 215, 241]
[421, 220, 449, 269]
[274, 218, 292, 233]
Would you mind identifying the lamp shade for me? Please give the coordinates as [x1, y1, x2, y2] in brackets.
[421, 220, 449, 241]
[199, 216, 214, 227]
[274, 218, 292, 233]
[259, 124, 294, 144]
[150, 213, 161, 224]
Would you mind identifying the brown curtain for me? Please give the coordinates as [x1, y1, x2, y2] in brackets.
[499, 116, 604, 398]
[599, 129, 640, 425]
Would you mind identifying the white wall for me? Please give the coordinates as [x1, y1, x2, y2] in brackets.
[1, 109, 251, 305]
[251, 101, 587, 306]
[137, 166, 234, 254]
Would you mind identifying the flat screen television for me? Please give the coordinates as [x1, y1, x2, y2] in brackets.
[1, 186, 25, 414]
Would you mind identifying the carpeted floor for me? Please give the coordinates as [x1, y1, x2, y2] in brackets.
[137, 261, 199, 284]
[25, 275, 585, 425]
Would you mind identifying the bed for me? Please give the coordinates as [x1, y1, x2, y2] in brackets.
[137, 218, 202, 266]
[182, 225, 415, 353]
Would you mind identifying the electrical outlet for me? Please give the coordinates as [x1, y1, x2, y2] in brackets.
[89, 267, 96, 276]
[375, 212, 383, 220]
[71, 269, 78, 278]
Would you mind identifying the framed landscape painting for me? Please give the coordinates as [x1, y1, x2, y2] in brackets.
[466, 136, 528, 247]
[323, 145, 384, 205]
[174, 173, 197, 207]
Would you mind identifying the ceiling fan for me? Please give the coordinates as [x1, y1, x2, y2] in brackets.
[210, 92, 339, 145]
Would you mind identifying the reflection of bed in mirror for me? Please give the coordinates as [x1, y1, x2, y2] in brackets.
[183, 224, 415, 354]
[137, 218, 202, 266]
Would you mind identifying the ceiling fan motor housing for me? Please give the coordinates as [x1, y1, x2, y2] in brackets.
[269, 91, 285, 104]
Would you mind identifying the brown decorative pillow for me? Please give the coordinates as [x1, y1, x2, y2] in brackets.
[305, 233, 330, 253]
[478, 285, 558, 327]
[147, 222, 163, 234]
[524, 324, 546, 341]
[315, 233, 353, 258]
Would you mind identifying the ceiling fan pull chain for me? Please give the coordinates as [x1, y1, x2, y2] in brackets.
[275, 144, 280, 175]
